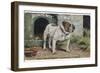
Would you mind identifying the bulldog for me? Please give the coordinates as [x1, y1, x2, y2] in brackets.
[43, 21, 75, 54]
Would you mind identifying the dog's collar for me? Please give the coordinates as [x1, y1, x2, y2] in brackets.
[59, 25, 70, 35]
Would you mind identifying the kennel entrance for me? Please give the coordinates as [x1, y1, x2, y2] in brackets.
[34, 17, 49, 40]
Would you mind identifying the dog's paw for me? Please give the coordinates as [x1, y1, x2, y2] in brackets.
[52, 52, 56, 55]
[43, 48, 47, 51]
[52, 51, 56, 55]
[66, 49, 71, 53]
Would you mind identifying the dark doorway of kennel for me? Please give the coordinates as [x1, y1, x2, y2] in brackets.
[83, 15, 90, 37]
[83, 15, 90, 29]
[34, 17, 49, 40]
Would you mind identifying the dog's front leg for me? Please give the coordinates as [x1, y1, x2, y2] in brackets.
[49, 37, 52, 49]
[52, 39, 56, 54]
[66, 39, 70, 52]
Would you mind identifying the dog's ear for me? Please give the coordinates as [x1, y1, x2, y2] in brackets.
[62, 21, 66, 25]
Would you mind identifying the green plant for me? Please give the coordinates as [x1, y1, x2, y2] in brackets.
[77, 36, 90, 50]
[70, 35, 81, 43]
[70, 29, 90, 51]
[83, 29, 90, 37]
[77, 29, 90, 51]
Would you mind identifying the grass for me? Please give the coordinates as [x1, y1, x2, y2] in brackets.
[77, 36, 90, 50]
[70, 29, 90, 51]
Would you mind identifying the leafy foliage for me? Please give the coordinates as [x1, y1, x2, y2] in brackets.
[70, 29, 90, 51]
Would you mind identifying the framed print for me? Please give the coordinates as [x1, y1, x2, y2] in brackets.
[11, 1, 98, 71]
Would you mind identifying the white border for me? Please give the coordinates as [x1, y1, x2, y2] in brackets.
[18, 5, 96, 68]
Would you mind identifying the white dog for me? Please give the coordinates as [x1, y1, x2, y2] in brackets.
[43, 21, 75, 54]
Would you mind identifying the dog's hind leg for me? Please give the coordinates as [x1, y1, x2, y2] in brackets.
[43, 33, 47, 50]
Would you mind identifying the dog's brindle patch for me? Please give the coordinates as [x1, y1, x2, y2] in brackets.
[62, 21, 71, 32]
[63, 21, 75, 32]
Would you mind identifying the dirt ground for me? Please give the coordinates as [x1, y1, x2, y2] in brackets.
[24, 44, 90, 60]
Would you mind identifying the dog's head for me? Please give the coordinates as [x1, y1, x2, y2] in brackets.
[62, 21, 75, 32]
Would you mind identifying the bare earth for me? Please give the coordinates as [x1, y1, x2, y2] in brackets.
[25, 44, 90, 60]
